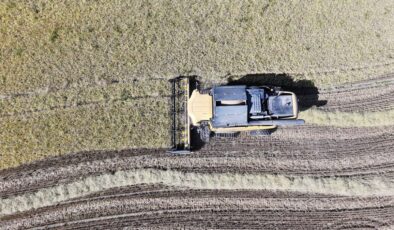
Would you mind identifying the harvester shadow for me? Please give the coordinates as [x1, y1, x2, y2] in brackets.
[190, 128, 206, 151]
[227, 73, 327, 111]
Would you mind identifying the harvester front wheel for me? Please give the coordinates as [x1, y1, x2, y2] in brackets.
[199, 88, 211, 95]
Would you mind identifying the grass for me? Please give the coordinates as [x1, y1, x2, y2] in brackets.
[1, 168, 394, 216]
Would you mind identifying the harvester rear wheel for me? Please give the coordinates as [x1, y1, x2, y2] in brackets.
[214, 132, 240, 138]
[199, 88, 211, 95]
[248, 130, 272, 136]
[197, 123, 211, 143]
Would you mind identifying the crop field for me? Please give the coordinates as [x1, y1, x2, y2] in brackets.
[1, 0, 394, 229]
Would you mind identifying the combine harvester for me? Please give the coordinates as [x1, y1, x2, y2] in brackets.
[169, 77, 305, 153]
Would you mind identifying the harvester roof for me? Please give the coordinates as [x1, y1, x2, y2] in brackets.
[212, 86, 249, 127]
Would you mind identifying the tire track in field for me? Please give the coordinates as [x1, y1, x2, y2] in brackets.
[1, 168, 394, 217]
[0, 95, 172, 119]
[1, 186, 393, 229]
[0, 148, 161, 198]
[1, 125, 394, 198]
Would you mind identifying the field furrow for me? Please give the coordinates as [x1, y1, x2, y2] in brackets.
[1, 124, 394, 198]
[1, 186, 393, 229]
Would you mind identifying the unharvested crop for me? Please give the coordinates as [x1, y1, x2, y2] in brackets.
[1, 0, 393, 95]
[0, 98, 170, 169]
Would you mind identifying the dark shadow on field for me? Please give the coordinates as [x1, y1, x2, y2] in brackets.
[227, 73, 327, 111]
[190, 127, 206, 151]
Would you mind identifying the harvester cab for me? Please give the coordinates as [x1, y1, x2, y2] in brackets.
[169, 76, 305, 154]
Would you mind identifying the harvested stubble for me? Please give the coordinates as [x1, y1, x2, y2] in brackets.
[1, 126, 394, 200]
[1, 128, 394, 228]
[1, 183, 394, 229]
[1, 168, 394, 216]
[299, 109, 394, 127]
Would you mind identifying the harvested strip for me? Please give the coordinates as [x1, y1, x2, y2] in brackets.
[62, 185, 344, 204]
[270, 124, 392, 140]
[0, 149, 164, 198]
[309, 80, 394, 113]
[299, 109, 394, 127]
[1, 145, 393, 198]
[3, 154, 394, 198]
[0, 148, 159, 180]
[36, 209, 391, 230]
[1, 128, 394, 197]
[318, 91, 394, 112]
[1, 169, 394, 216]
[1, 187, 393, 229]
[313, 75, 394, 112]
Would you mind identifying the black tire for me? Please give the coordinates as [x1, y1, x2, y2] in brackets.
[199, 88, 211, 95]
[248, 130, 272, 136]
[214, 132, 240, 138]
[273, 86, 282, 92]
[197, 124, 211, 143]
